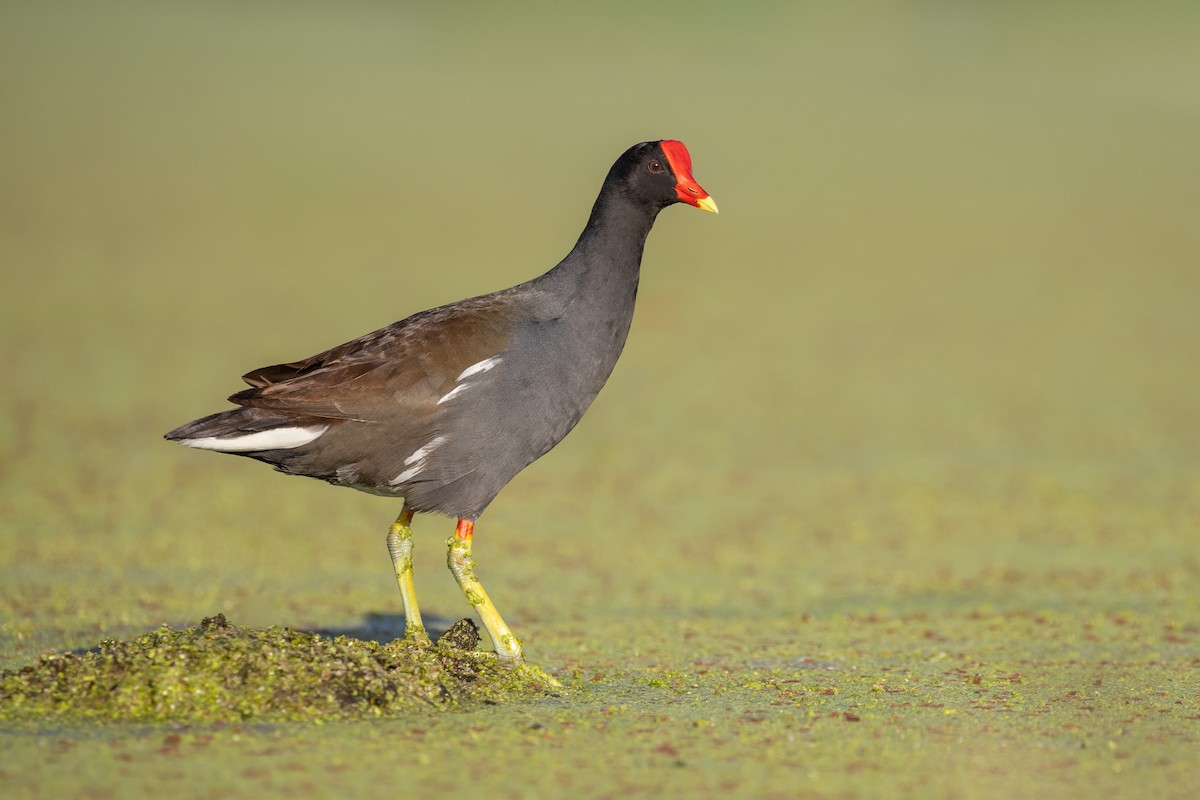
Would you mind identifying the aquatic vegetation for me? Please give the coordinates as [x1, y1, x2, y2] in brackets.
[0, 615, 559, 722]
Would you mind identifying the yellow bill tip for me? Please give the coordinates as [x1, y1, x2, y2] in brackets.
[695, 195, 719, 214]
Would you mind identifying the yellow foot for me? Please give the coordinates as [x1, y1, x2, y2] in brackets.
[516, 663, 562, 689]
[404, 625, 432, 647]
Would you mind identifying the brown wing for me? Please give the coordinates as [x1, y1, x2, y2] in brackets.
[228, 298, 517, 423]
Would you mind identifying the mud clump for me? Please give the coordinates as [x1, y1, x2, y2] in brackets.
[436, 618, 481, 651]
[0, 614, 559, 723]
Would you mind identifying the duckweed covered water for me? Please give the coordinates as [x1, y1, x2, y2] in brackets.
[0, 615, 557, 722]
[3, 2, 1199, 799]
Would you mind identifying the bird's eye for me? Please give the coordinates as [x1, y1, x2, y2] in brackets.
[647, 160, 664, 174]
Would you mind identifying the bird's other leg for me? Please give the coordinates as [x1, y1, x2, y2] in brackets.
[386, 503, 430, 646]
[446, 519, 524, 665]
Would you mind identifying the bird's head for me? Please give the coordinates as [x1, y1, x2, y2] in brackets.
[610, 140, 718, 215]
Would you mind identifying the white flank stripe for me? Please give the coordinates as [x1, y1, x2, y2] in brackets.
[455, 356, 502, 382]
[390, 435, 447, 486]
[391, 464, 424, 485]
[180, 425, 329, 453]
[437, 382, 471, 406]
[404, 435, 446, 466]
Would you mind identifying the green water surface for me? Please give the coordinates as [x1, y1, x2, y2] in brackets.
[2, 2, 1197, 798]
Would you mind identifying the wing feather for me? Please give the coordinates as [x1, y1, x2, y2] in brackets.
[228, 299, 517, 423]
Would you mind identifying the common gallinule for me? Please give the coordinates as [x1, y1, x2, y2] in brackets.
[166, 140, 717, 664]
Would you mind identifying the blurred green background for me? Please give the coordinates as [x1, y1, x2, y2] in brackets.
[2, 1, 1198, 798]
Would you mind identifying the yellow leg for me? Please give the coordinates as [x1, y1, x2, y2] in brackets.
[385, 503, 430, 646]
[446, 519, 524, 664]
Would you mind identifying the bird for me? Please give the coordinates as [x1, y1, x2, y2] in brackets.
[165, 140, 717, 665]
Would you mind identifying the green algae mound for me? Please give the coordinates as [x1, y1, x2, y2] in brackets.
[0, 615, 559, 723]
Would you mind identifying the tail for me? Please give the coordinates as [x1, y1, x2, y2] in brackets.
[165, 407, 329, 453]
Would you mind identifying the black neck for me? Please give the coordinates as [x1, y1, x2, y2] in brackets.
[576, 185, 661, 253]
[539, 187, 663, 292]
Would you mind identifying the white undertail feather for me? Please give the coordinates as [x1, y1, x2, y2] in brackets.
[179, 425, 329, 453]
